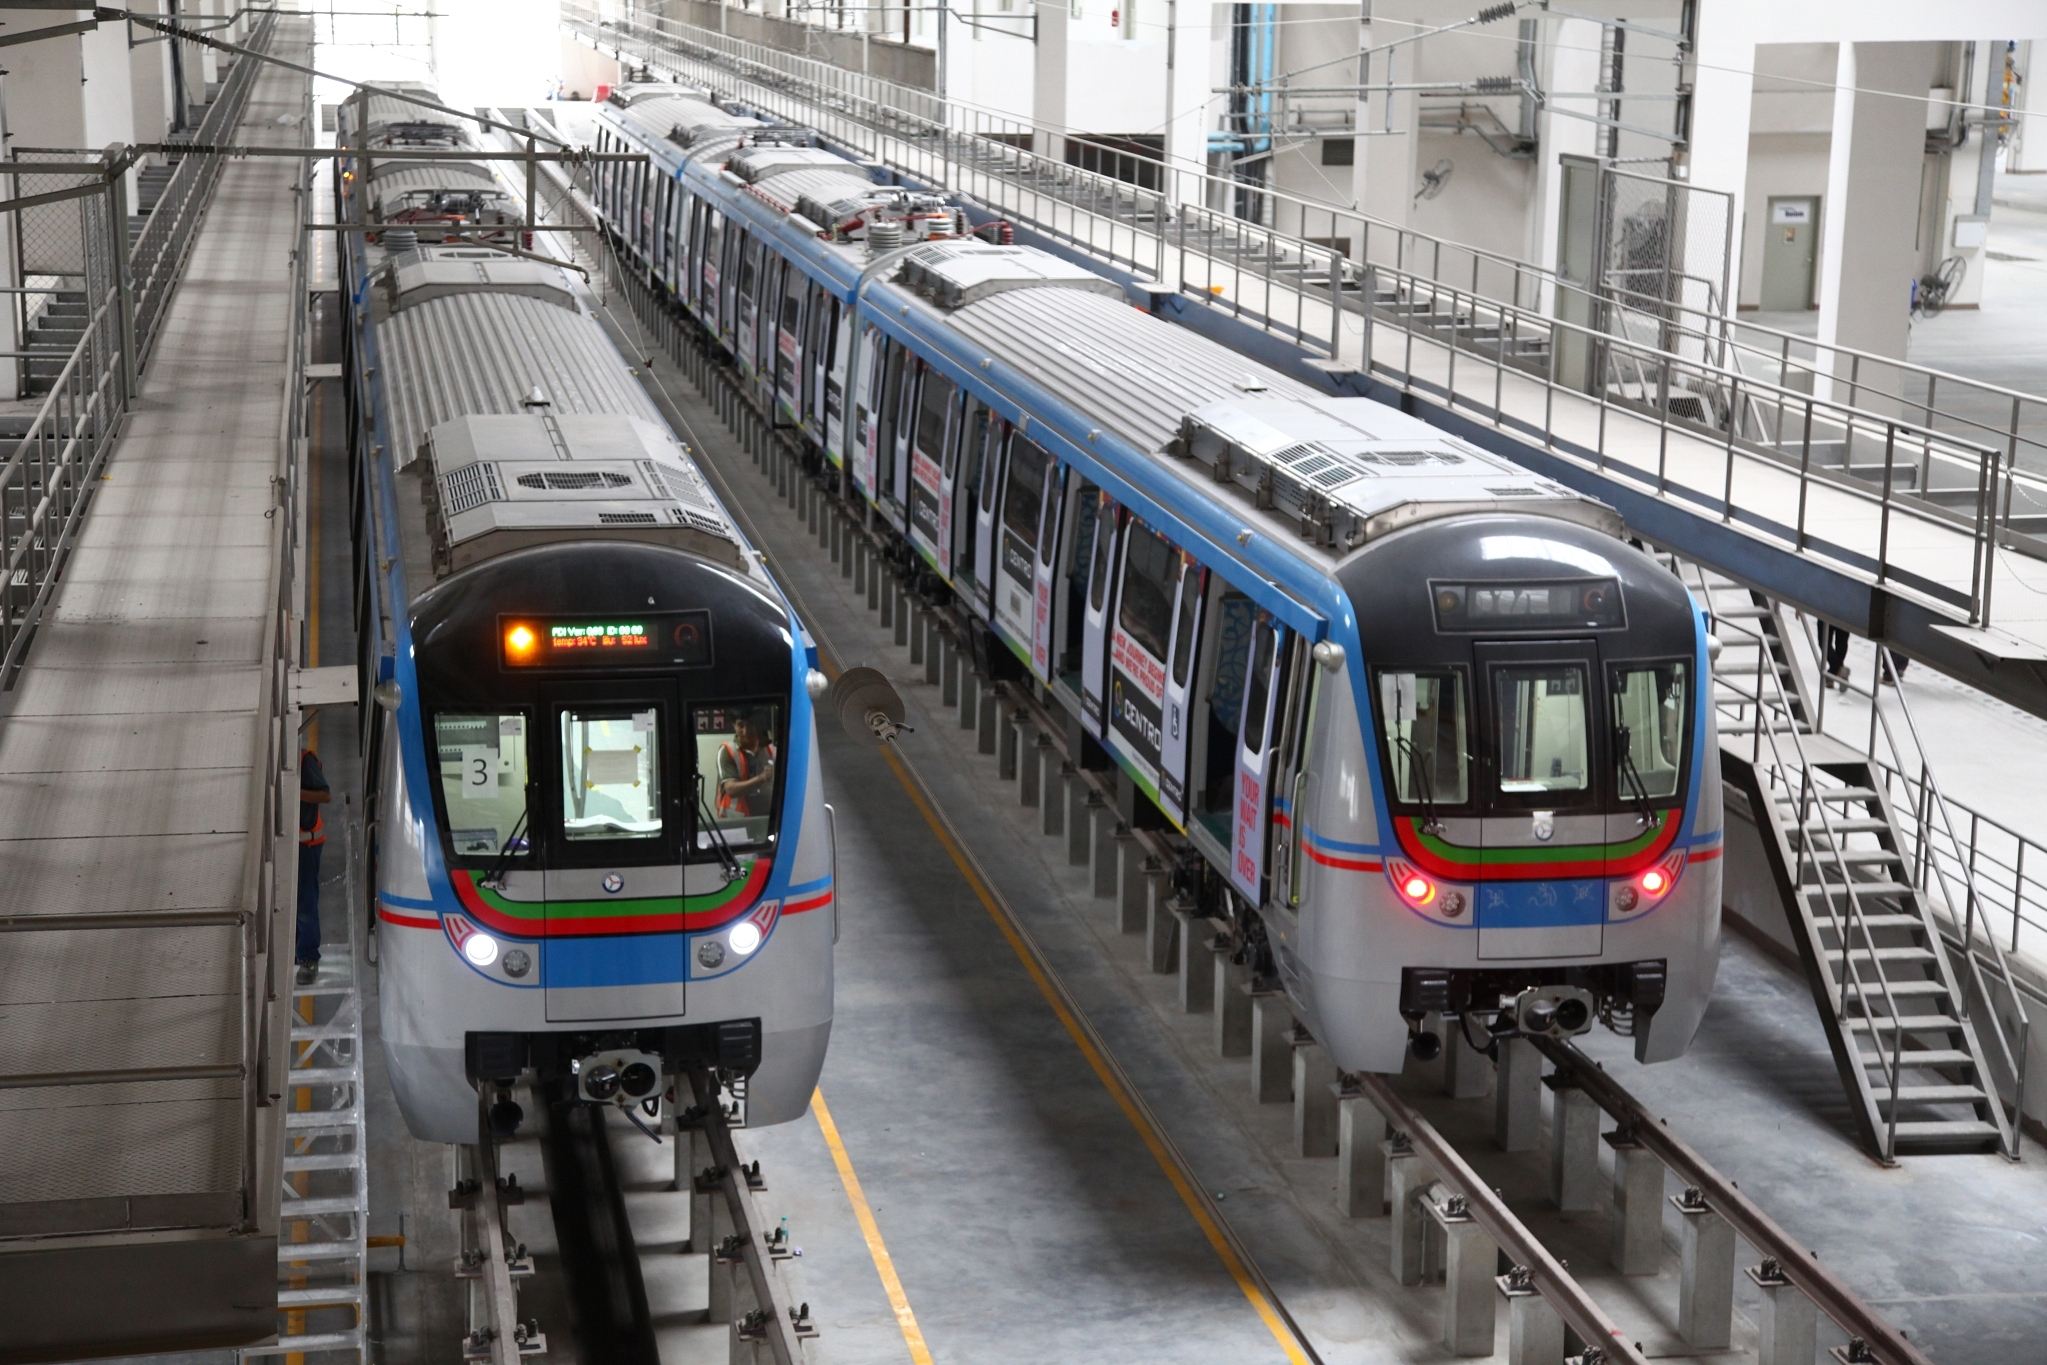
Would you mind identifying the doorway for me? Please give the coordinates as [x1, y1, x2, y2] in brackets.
[1760, 196, 1819, 311]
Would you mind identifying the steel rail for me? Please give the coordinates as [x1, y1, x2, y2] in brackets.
[1350, 1073, 1652, 1365]
[0, 909, 247, 932]
[0, 1062, 244, 1090]
[686, 1069, 815, 1365]
[1531, 1036, 1934, 1365]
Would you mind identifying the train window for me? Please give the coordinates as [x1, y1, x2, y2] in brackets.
[916, 368, 954, 456]
[1087, 494, 1114, 613]
[1243, 618, 1277, 746]
[1002, 437, 1049, 551]
[434, 713, 531, 860]
[877, 344, 906, 489]
[781, 267, 803, 336]
[694, 704, 782, 851]
[1374, 671, 1469, 805]
[1493, 665, 1590, 795]
[979, 419, 1008, 515]
[1118, 521, 1177, 661]
[559, 708, 663, 842]
[1610, 661, 1687, 800]
[1169, 559, 1200, 688]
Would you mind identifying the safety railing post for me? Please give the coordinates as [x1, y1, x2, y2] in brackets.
[103, 144, 139, 409]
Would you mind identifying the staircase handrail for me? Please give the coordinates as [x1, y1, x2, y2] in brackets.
[1701, 596, 1916, 1160]
[1796, 617, 2029, 1152]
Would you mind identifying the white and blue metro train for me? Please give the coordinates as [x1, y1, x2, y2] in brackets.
[338, 86, 838, 1142]
[584, 83, 1723, 1069]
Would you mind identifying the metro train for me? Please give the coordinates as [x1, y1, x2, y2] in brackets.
[582, 80, 1724, 1070]
[337, 86, 840, 1143]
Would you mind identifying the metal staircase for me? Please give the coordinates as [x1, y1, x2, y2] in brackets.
[1681, 564, 2021, 1161]
[243, 942, 371, 1362]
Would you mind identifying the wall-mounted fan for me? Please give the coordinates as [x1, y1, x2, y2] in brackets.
[1415, 159, 1455, 202]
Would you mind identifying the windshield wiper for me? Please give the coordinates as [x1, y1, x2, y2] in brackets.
[479, 809, 529, 891]
[1393, 736, 1445, 835]
[1614, 725, 1656, 828]
[696, 774, 744, 883]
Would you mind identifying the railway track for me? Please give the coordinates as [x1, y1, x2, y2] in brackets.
[577, 219, 1937, 1365]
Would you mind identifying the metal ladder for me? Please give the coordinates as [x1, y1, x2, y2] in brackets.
[243, 941, 371, 1361]
[1678, 561, 2019, 1161]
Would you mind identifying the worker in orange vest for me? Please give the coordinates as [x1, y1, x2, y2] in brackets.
[715, 711, 776, 820]
[296, 745, 331, 986]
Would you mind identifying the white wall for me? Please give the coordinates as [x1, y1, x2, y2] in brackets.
[434, 0, 562, 110]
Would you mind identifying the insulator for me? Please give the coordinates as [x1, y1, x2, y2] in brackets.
[1474, 2, 1517, 23]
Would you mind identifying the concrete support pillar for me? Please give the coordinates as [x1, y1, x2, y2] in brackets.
[1336, 1095, 1386, 1217]
[1442, 1020, 1489, 1099]
[1386, 1139, 1430, 1286]
[1031, 1, 1070, 166]
[1676, 1191, 1736, 1351]
[942, 634, 961, 707]
[1500, 1272, 1565, 1365]
[908, 603, 924, 663]
[1068, 783, 1095, 866]
[1431, 1199, 1496, 1357]
[1092, 811, 1120, 899]
[841, 523, 854, 580]
[1021, 733, 1047, 809]
[977, 682, 998, 754]
[1751, 1263, 1818, 1365]
[960, 671, 979, 732]
[1545, 1077, 1600, 1212]
[829, 505, 842, 563]
[1607, 1134, 1665, 1276]
[895, 588, 911, 648]
[1116, 845, 1150, 935]
[1161, 0, 1215, 204]
[1043, 761, 1070, 837]
[1251, 996, 1292, 1103]
[1292, 1042, 1338, 1158]
[1174, 907, 1213, 1011]
[1815, 42, 1944, 409]
[999, 706, 1020, 781]
[1215, 957, 1252, 1057]
[879, 573, 896, 632]
[1146, 882, 1179, 973]
[1494, 1037, 1542, 1152]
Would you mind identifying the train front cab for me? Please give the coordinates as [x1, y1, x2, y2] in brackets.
[1297, 516, 1723, 1073]
[376, 544, 833, 1143]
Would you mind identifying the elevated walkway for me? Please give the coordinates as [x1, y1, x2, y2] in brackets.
[0, 18, 315, 1359]
[567, 4, 2047, 721]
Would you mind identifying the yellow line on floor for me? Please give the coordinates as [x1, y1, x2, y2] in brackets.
[810, 1088, 933, 1365]
[878, 745, 1314, 1365]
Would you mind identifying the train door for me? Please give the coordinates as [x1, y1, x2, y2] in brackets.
[1157, 555, 1208, 824]
[697, 207, 720, 315]
[951, 397, 990, 591]
[1267, 636, 1317, 910]
[852, 327, 885, 498]
[908, 364, 955, 565]
[970, 417, 1007, 620]
[1102, 516, 1181, 797]
[873, 343, 908, 526]
[737, 243, 763, 376]
[825, 303, 851, 461]
[1078, 491, 1121, 731]
[542, 691, 686, 1022]
[1030, 461, 1067, 680]
[778, 267, 804, 417]
[1472, 640, 1606, 960]
[992, 431, 1048, 652]
[719, 226, 741, 342]
[801, 282, 827, 431]
[1227, 611, 1289, 905]
[890, 358, 919, 518]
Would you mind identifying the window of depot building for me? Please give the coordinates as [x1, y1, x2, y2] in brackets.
[694, 704, 782, 853]
[436, 713, 532, 859]
[1321, 138, 1354, 167]
[560, 708, 663, 843]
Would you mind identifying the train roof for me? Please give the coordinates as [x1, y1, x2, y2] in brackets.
[376, 249, 578, 315]
[353, 85, 471, 147]
[605, 80, 711, 108]
[609, 94, 762, 151]
[370, 165, 508, 214]
[877, 240, 1617, 560]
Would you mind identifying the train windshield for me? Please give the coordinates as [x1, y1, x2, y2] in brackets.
[1375, 670, 1470, 805]
[693, 703, 783, 854]
[1494, 664, 1590, 795]
[1612, 662, 1688, 800]
[560, 708, 663, 842]
[435, 713, 533, 859]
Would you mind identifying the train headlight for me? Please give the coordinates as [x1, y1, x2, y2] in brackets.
[1640, 868, 1669, 895]
[463, 932, 500, 967]
[1638, 851, 1685, 899]
[729, 921, 763, 956]
[1390, 861, 1437, 907]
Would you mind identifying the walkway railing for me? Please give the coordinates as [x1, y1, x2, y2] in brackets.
[566, 1, 2044, 639]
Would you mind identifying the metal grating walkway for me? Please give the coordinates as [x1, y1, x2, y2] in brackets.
[0, 16, 315, 1358]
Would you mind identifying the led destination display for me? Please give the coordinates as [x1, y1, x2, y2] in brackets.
[500, 611, 714, 669]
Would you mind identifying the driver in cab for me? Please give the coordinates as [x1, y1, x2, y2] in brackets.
[716, 711, 776, 819]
